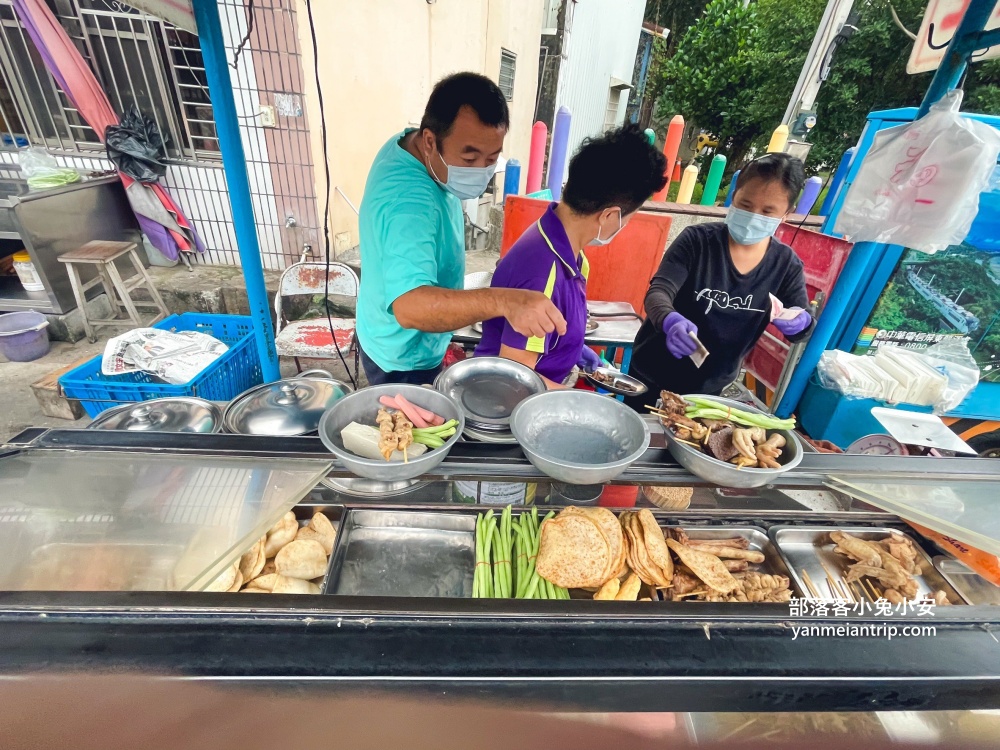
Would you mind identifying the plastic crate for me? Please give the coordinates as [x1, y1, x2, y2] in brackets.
[60, 313, 263, 417]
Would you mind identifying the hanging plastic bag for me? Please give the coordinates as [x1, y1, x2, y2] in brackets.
[105, 105, 168, 183]
[835, 90, 1000, 253]
[17, 147, 81, 191]
[922, 336, 980, 413]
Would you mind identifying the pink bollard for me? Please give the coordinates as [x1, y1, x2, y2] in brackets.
[526, 121, 547, 194]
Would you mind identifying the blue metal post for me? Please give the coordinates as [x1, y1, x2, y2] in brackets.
[917, 0, 998, 117]
[630, 34, 654, 125]
[503, 158, 521, 200]
[723, 170, 740, 207]
[820, 147, 854, 216]
[191, 0, 280, 382]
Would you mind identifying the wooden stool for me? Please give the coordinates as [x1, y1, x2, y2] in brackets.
[58, 240, 170, 343]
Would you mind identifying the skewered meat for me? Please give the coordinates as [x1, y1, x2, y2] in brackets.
[375, 408, 398, 461]
[659, 390, 687, 417]
[392, 411, 414, 454]
[694, 547, 765, 563]
[671, 571, 701, 596]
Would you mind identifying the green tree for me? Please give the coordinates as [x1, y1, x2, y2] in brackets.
[657, 0, 761, 164]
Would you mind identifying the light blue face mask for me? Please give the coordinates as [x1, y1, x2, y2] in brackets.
[428, 147, 497, 201]
[725, 206, 781, 245]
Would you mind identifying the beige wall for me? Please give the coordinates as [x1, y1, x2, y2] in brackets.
[295, 0, 543, 254]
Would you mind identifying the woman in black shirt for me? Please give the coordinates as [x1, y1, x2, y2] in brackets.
[626, 154, 814, 409]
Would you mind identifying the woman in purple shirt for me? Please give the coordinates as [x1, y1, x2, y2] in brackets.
[476, 125, 667, 387]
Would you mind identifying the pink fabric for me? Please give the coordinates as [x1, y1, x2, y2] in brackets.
[12, 0, 203, 257]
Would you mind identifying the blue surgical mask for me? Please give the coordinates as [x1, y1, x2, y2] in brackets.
[725, 207, 781, 245]
[589, 209, 623, 246]
[428, 147, 497, 200]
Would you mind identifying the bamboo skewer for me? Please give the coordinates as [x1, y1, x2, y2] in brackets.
[820, 561, 854, 602]
[801, 569, 822, 599]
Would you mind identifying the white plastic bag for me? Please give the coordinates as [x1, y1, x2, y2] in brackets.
[17, 146, 81, 190]
[921, 336, 980, 413]
[835, 90, 1000, 253]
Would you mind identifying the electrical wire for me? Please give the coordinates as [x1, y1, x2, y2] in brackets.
[231, 0, 255, 71]
[304, 0, 357, 388]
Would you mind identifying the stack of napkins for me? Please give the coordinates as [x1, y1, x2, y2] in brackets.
[873, 347, 947, 406]
[818, 350, 903, 401]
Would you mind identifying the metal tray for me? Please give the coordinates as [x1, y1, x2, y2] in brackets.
[769, 526, 963, 604]
[933, 556, 1000, 605]
[325, 510, 474, 597]
[584, 367, 647, 396]
[662, 526, 800, 601]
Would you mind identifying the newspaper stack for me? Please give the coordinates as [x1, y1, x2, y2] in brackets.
[102, 328, 228, 385]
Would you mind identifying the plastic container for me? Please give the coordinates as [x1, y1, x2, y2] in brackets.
[0, 310, 49, 361]
[11, 251, 43, 292]
[797, 376, 933, 449]
[59, 313, 262, 417]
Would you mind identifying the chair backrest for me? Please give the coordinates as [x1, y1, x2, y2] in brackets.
[275, 261, 360, 328]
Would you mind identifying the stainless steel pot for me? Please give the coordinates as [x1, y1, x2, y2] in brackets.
[223, 369, 352, 436]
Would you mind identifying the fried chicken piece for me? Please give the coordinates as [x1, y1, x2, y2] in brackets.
[659, 391, 688, 417]
[670, 570, 701, 597]
[845, 563, 911, 591]
[880, 533, 920, 575]
[883, 588, 906, 605]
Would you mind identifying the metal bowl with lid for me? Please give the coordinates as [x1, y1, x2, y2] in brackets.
[88, 397, 222, 433]
[434, 357, 545, 427]
[223, 370, 352, 436]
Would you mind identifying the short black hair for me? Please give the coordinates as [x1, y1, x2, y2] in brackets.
[419, 72, 510, 140]
[561, 124, 667, 215]
[736, 153, 806, 210]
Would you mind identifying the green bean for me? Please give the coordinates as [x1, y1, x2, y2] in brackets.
[473, 513, 483, 598]
[491, 526, 504, 597]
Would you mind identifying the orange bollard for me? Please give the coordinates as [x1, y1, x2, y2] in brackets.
[651, 114, 685, 201]
[671, 161, 682, 183]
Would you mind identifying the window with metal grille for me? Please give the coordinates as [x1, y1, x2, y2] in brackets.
[498, 48, 515, 101]
[0, 0, 218, 159]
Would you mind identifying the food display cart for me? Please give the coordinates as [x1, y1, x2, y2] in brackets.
[3, 418, 1000, 737]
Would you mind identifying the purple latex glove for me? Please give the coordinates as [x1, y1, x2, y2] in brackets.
[577, 346, 602, 373]
[663, 311, 699, 358]
[773, 308, 812, 337]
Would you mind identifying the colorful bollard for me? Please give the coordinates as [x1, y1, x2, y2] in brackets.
[767, 124, 789, 153]
[700, 154, 727, 206]
[820, 147, 855, 216]
[547, 106, 572, 200]
[644, 128, 656, 145]
[723, 169, 741, 207]
[652, 114, 685, 201]
[526, 121, 547, 194]
[503, 158, 521, 200]
[676, 164, 699, 205]
[796, 175, 823, 215]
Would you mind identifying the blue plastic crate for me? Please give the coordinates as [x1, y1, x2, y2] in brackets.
[60, 313, 263, 417]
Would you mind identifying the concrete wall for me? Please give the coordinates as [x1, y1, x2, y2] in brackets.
[295, 0, 543, 255]
[551, 0, 645, 185]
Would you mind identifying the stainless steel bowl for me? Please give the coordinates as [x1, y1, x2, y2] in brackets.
[661, 394, 803, 489]
[434, 357, 545, 426]
[509, 390, 650, 485]
[318, 384, 464, 481]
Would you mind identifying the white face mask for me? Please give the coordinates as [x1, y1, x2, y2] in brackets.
[427, 147, 497, 201]
[589, 209, 623, 246]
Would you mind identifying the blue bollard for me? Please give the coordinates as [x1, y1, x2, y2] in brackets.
[820, 147, 855, 216]
[796, 176, 824, 215]
[547, 106, 572, 200]
[503, 158, 521, 200]
[723, 169, 740, 207]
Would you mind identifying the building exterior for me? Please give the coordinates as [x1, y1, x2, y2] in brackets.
[0, 0, 318, 269]
[294, 0, 545, 258]
[535, 0, 645, 188]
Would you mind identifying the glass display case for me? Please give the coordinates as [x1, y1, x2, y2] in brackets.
[2, 425, 999, 729]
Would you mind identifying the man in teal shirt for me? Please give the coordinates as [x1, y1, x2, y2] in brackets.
[357, 72, 566, 384]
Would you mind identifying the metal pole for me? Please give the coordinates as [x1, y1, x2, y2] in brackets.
[917, 0, 995, 118]
[190, 0, 280, 382]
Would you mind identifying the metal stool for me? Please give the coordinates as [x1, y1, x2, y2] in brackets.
[58, 240, 169, 342]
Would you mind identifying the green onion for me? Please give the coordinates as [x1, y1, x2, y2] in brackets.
[684, 396, 796, 431]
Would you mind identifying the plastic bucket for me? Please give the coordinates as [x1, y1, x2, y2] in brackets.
[0, 311, 50, 361]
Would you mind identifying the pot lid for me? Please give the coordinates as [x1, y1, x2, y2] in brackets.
[225, 372, 352, 436]
[88, 398, 222, 433]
